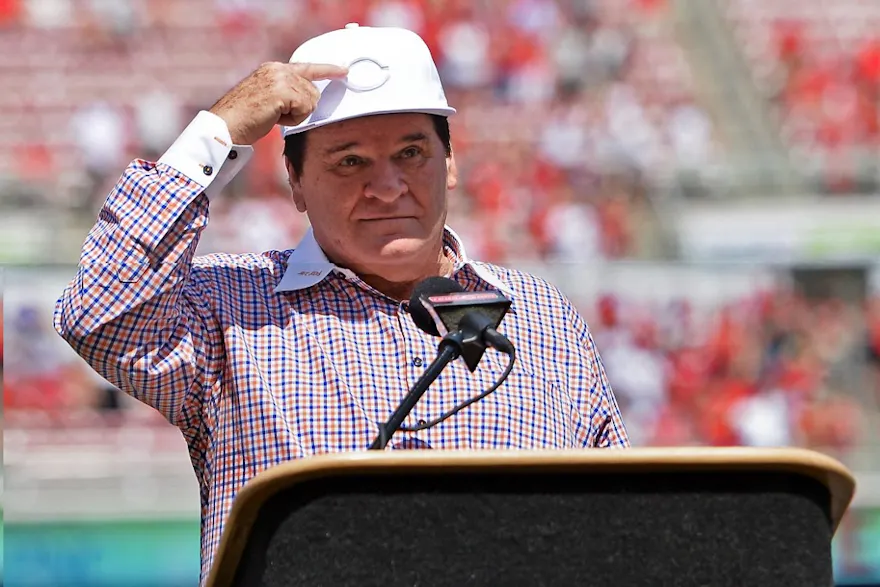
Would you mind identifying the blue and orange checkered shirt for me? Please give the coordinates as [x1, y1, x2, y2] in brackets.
[54, 112, 629, 584]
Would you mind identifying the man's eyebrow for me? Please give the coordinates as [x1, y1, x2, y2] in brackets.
[324, 141, 359, 155]
[400, 132, 428, 143]
[323, 133, 429, 155]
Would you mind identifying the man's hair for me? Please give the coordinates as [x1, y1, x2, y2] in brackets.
[283, 114, 451, 178]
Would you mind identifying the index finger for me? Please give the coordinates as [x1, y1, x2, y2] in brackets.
[291, 62, 349, 81]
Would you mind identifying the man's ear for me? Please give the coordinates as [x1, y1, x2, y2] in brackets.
[446, 150, 458, 191]
[285, 156, 307, 213]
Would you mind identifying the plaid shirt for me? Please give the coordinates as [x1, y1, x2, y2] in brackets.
[54, 112, 629, 585]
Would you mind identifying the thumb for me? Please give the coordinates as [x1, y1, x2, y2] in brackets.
[292, 62, 349, 81]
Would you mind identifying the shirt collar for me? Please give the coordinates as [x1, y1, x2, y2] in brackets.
[274, 225, 514, 297]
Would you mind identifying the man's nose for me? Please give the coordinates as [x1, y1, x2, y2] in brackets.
[364, 160, 407, 202]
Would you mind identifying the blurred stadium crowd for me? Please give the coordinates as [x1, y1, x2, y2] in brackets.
[725, 0, 880, 194]
[591, 288, 880, 452]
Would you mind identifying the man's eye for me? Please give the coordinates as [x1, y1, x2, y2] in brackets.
[400, 147, 421, 159]
[340, 156, 362, 167]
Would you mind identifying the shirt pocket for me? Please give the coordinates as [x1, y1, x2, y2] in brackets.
[467, 361, 578, 449]
[410, 350, 579, 449]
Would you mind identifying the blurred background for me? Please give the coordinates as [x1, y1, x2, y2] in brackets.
[2, 0, 880, 585]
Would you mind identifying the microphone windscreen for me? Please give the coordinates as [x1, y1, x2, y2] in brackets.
[409, 276, 464, 336]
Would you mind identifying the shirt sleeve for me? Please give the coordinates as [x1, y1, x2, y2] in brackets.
[53, 111, 254, 432]
[563, 299, 631, 448]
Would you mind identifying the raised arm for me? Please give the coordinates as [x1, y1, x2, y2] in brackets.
[54, 111, 251, 428]
[54, 61, 348, 431]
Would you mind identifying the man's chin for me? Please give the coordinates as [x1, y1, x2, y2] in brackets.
[369, 236, 427, 259]
[355, 221, 443, 264]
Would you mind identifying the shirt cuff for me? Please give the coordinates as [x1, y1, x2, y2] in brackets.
[157, 110, 254, 199]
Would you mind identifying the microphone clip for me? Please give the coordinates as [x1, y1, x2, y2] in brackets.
[436, 322, 501, 372]
[438, 329, 467, 356]
[456, 311, 497, 372]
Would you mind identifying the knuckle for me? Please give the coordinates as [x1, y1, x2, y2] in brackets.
[261, 62, 285, 80]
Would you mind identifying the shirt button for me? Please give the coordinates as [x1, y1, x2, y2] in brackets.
[228, 150, 238, 160]
[412, 357, 423, 367]
[418, 419, 427, 426]
[203, 165, 213, 176]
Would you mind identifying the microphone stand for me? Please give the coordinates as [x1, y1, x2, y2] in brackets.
[369, 331, 466, 450]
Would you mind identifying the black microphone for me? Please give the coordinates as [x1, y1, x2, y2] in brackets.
[368, 277, 515, 450]
[409, 276, 514, 372]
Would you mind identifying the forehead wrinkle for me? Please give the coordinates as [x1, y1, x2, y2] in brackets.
[314, 114, 435, 151]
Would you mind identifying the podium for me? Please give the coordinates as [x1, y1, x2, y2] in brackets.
[205, 448, 855, 587]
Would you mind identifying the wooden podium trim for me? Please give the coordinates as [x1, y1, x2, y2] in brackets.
[205, 447, 855, 587]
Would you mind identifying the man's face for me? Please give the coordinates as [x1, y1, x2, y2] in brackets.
[287, 113, 457, 278]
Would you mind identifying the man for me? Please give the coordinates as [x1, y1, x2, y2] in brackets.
[54, 24, 629, 584]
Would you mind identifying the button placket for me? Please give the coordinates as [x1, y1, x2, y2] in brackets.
[397, 304, 439, 432]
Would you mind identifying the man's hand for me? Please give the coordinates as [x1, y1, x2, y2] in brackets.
[209, 62, 349, 146]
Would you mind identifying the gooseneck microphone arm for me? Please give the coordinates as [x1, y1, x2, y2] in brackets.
[369, 331, 466, 450]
